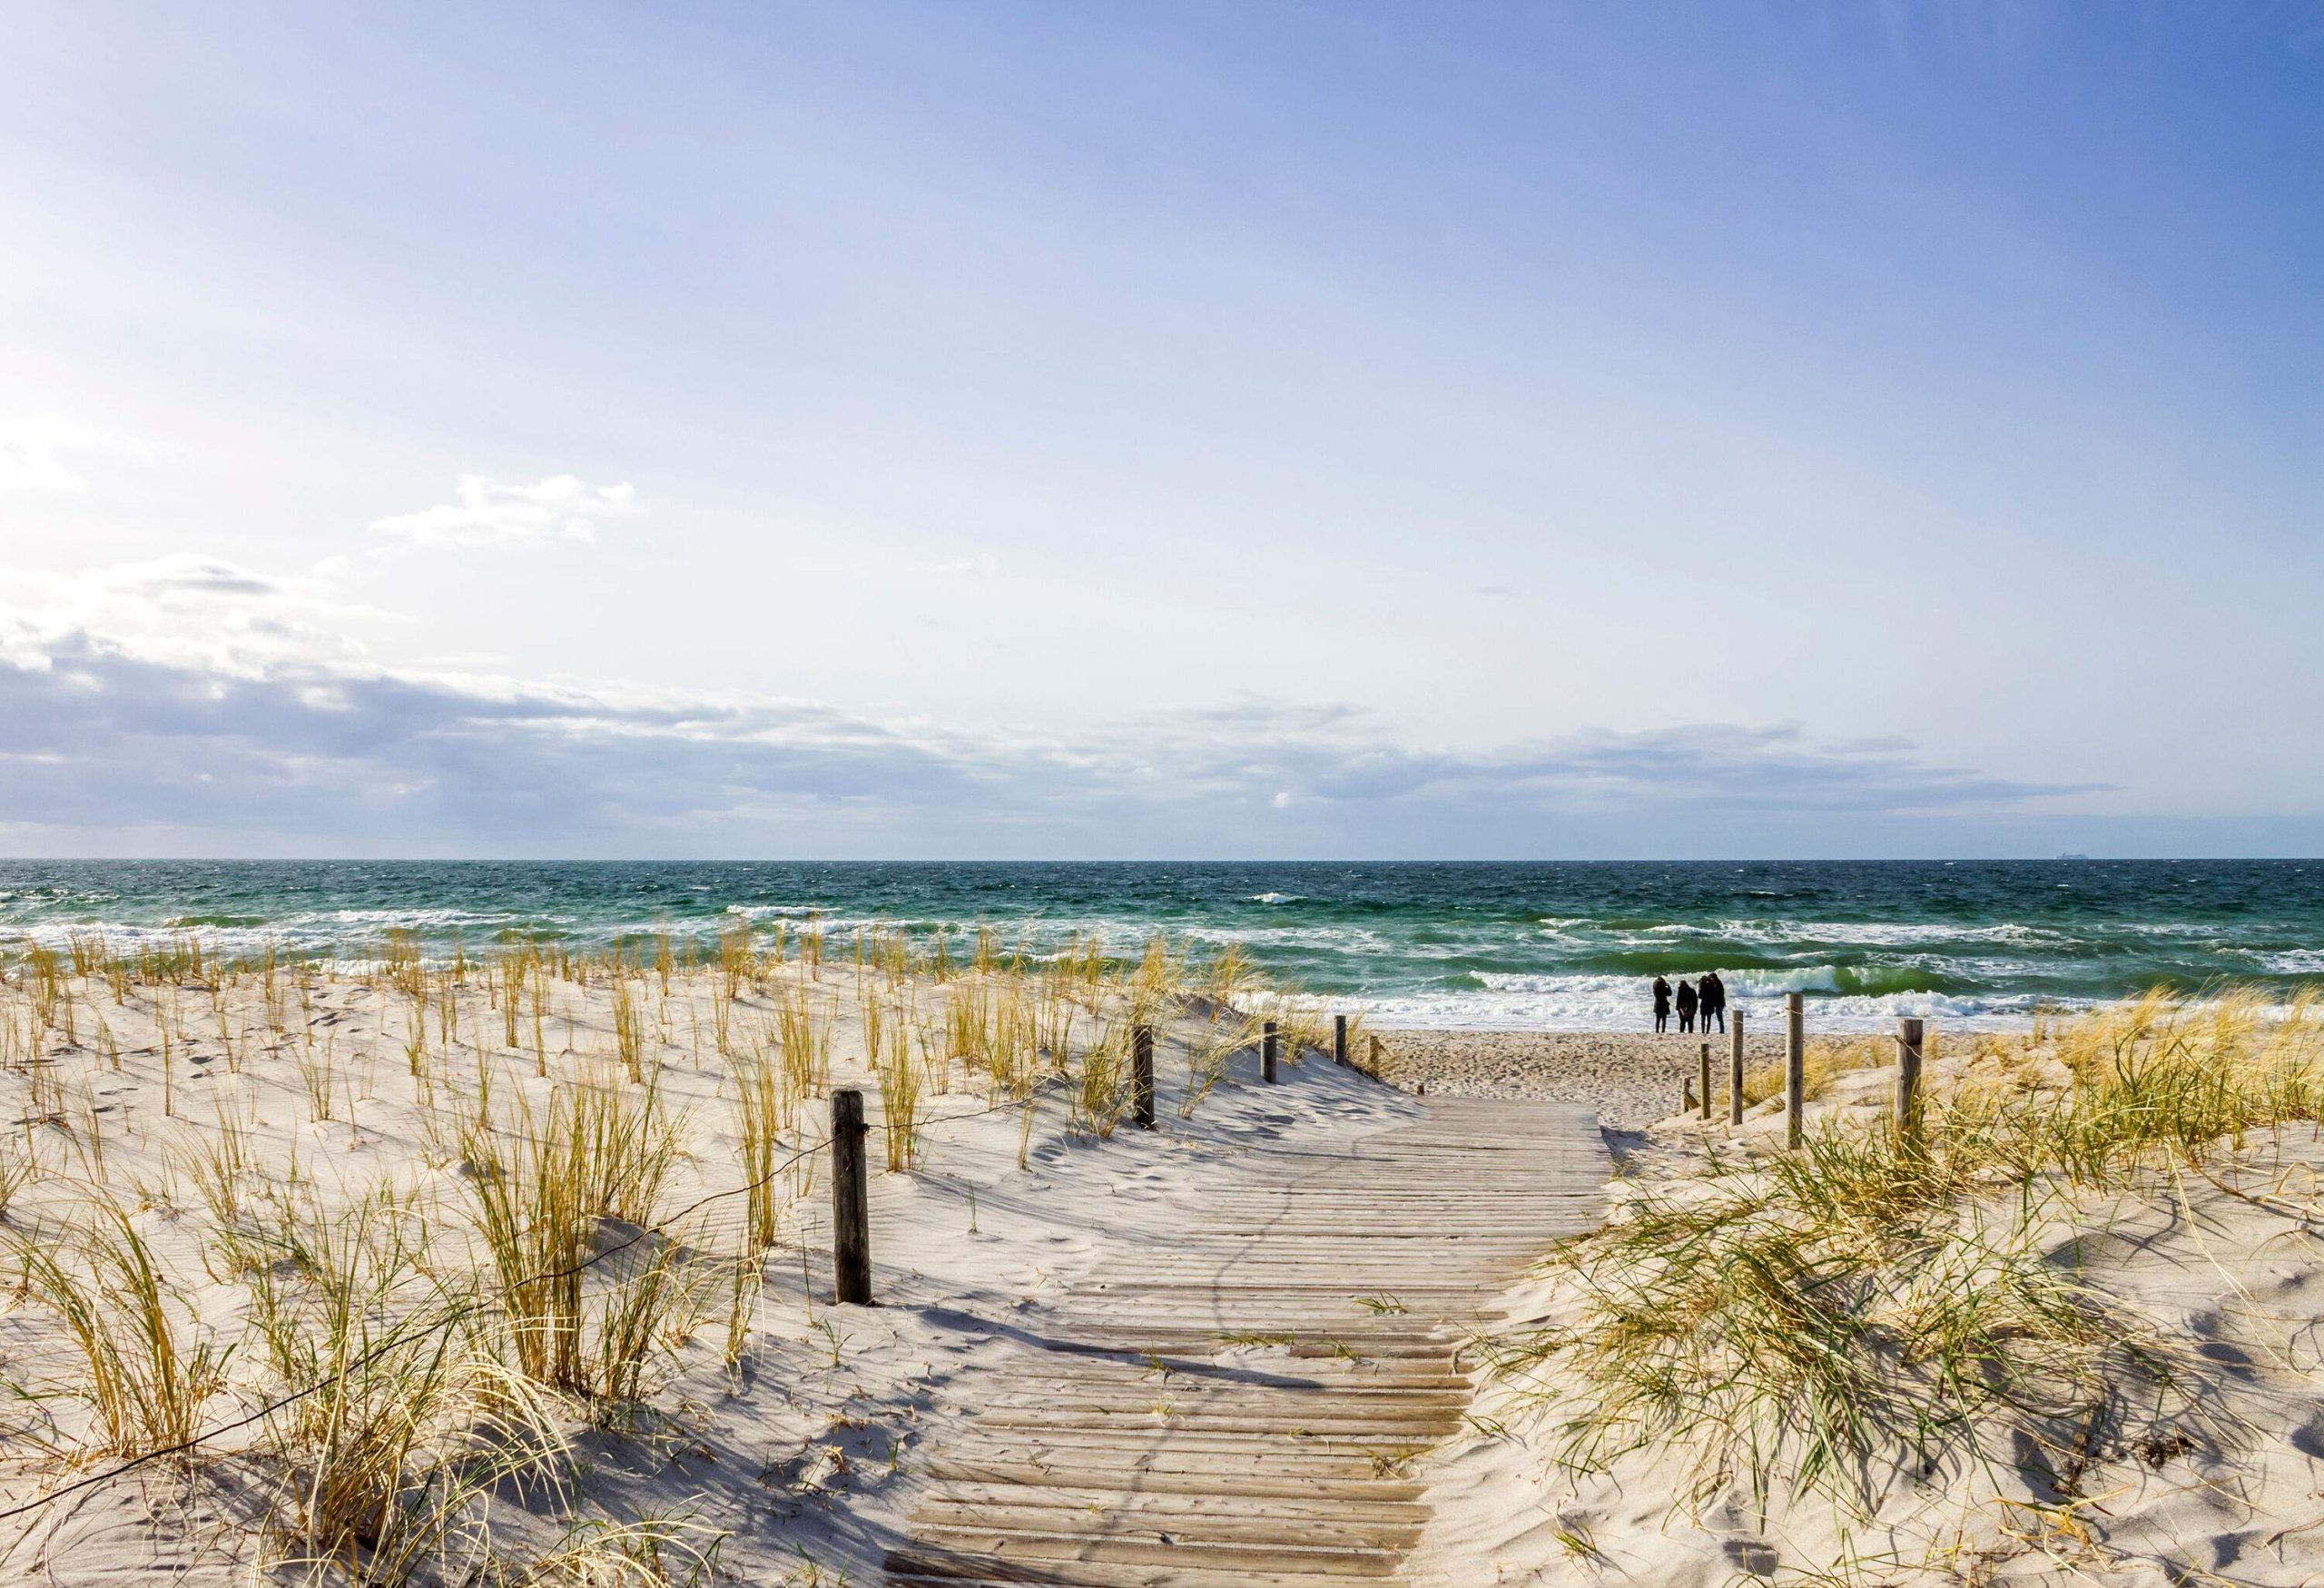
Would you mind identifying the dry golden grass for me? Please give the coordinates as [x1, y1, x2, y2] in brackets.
[0, 919, 1324, 1580]
[14, 1191, 228, 1457]
[1739, 1031, 1894, 1107]
[1498, 987, 2324, 1521]
[871, 998, 921, 1172]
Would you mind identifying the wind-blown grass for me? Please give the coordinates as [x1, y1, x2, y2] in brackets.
[458, 1076, 695, 1406]
[247, 1174, 571, 1578]
[1496, 989, 2320, 1520]
[15, 1194, 228, 1457]
[0, 919, 1314, 1579]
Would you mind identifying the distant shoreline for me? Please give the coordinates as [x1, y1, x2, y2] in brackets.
[1365, 1026, 1850, 1129]
[4, 857, 2317, 1031]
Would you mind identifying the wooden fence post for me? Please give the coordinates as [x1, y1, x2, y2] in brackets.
[1368, 1034, 1383, 1077]
[1699, 1041, 1712, 1121]
[1895, 1017, 1925, 1143]
[1132, 1022, 1155, 1129]
[1262, 1020, 1279, 1084]
[1728, 1011, 1745, 1125]
[1785, 992, 1806, 1149]
[832, 1089, 872, 1305]
[1334, 1013, 1348, 1067]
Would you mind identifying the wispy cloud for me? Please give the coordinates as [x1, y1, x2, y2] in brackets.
[927, 553, 1000, 578]
[0, 555, 2103, 854]
[368, 474, 641, 550]
[0, 417, 153, 492]
[0, 554, 367, 679]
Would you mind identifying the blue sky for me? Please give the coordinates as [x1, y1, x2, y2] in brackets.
[1, 2, 2318, 857]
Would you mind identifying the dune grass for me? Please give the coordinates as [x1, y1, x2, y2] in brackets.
[244, 1174, 570, 1577]
[14, 1193, 229, 1458]
[1495, 988, 2321, 1521]
[0, 919, 1315, 1579]
[458, 1074, 698, 1406]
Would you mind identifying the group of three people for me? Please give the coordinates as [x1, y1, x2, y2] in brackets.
[1652, 971, 1727, 1034]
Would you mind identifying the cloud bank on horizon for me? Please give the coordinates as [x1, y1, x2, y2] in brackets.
[0, 552, 2110, 857]
[0, 4, 2318, 858]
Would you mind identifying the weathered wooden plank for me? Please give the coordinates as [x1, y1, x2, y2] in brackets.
[920, 1458, 1426, 1501]
[907, 1524, 1402, 1575]
[921, 1482, 1431, 1521]
[884, 1098, 1608, 1587]
[890, 1556, 1400, 1588]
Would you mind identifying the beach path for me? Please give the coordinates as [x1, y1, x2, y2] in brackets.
[884, 1097, 1607, 1586]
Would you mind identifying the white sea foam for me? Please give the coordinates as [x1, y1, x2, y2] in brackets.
[1178, 922, 1400, 953]
[1249, 893, 1301, 904]
[1634, 919, 2057, 948]
[2257, 950, 2324, 974]
[311, 907, 527, 929]
[1358, 973, 2055, 1033]
[0, 908, 559, 969]
[1728, 965, 1845, 994]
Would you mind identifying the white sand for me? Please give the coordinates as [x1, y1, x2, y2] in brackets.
[1408, 1050, 2324, 1586]
[15, 965, 2323, 1586]
[0, 961, 1423, 1583]
[1371, 1026, 1784, 1129]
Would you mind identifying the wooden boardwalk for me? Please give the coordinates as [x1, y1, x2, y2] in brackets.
[885, 1098, 1609, 1586]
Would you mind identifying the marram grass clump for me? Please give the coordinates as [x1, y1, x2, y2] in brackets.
[0, 920, 1305, 1581]
[1496, 988, 2322, 1520]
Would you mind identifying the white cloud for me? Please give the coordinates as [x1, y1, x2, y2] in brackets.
[0, 553, 2105, 854]
[368, 474, 642, 550]
[928, 553, 1000, 578]
[0, 417, 153, 492]
[0, 553, 365, 679]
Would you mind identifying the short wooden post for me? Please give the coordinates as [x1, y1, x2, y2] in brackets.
[1262, 1020, 1279, 1084]
[1333, 1013, 1348, 1067]
[1368, 1034, 1383, 1076]
[1699, 1041, 1711, 1121]
[1683, 1079, 1695, 1113]
[1132, 1022, 1156, 1129]
[1728, 1010, 1746, 1125]
[1895, 1017, 1925, 1142]
[831, 1090, 872, 1305]
[1785, 992, 1806, 1149]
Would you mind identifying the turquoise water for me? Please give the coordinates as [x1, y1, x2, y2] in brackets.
[1, 860, 2319, 1031]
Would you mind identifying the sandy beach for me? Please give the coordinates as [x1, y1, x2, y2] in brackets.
[1370, 1026, 1795, 1129]
[1408, 999, 2324, 1586]
[9, 932, 2324, 1586]
[0, 940, 1450, 1584]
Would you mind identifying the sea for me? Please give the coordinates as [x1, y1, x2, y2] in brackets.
[0, 860, 2318, 1033]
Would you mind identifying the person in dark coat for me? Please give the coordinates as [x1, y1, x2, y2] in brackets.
[1699, 972, 1727, 1033]
[1651, 975, 1671, 1034]
[1675, 975, 1698, 1033]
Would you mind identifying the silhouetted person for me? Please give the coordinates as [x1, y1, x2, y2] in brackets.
[1651, 975, 1671, 1034]
[1675, 976, 1698, 1033]
[1700, 972, 1727, 1033]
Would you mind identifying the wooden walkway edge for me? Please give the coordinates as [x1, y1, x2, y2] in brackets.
[885, 1098, 1609, 1586]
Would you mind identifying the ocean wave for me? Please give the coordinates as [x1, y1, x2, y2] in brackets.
[1729, 965, 1844, 994]
[1179, 923, 1401, 953]
[1621, 918, 2059, 948]
[2256, 950, 2324, 974]
[312, 907, 529, 929]
[1249, 893, 1301, 905]
[1365, 973, 2058, 1033]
